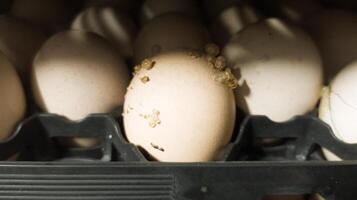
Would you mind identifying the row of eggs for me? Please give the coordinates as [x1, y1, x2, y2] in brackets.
[0, 0, 356, 164]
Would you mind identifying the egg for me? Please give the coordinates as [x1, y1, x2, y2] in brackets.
[140, 0, 200, 25]
[319, 62, 357, 161]
[0, 16, 46, 76]
[0, 52, 26, 141]
[306, 9, 357, 80]
[124, 50, 237, 162]
[133, 13, 210, 63]
[210, 5, 261, 46]
[223, 18, 323, 122]
[10, 0, 71, 31]
[32, 31, 129, 122]
[71, 6, 137, 59]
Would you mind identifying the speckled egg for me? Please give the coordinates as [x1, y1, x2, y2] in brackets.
[124, 50, 237, 162]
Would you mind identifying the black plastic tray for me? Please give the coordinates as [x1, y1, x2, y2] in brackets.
[0, 113, 356, 200]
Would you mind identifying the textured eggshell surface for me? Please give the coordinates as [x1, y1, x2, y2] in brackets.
[71, 6, 137, 58]
[124, 51, 236, 162]
[133, 13, 210, 63]
[223, 18, 323, 122]
[32, 31, 129, 121]
[0, 16, 46, 76]
[307, 10, 357, 80]
[319, 62, 357, 161]
[140, 0, 200, 24]
[0, 52, 26, 141]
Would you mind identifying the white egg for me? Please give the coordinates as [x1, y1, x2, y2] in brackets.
[306, 9, 357, 80]
[319, 62, 357, 161]
[71, 6, 137, 59]
[140, 0, 200, 25]
[133, 13, 210, 63]
[32, 31, 129, 121]
[124, 50, 236, 162]
[0, 52, 26, 141]
[0, 16, 46, 76]
[210, 5, 261, 46]
[223, 18, 323, 122]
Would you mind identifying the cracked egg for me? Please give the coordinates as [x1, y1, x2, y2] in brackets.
[123, 50, 236, 162]
[319, 62, 357, 161]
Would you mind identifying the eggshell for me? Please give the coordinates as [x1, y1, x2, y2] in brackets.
[0, 15, 46, 76]
[10, 0, 71, 30]
[140, 0, 200, 25]
[319, 62, 357, 161]
[210, 5, 261, 46]
[71, 6, 137, 59]
[306, 9, 357, 80]
[0, 52, 26, 141]
[124, 51, 236, 162]
[223, 18, 323, 122]
[32, 31, 130, 121]
[133, 13, 210, 63]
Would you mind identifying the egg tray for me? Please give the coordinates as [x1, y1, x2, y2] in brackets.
[0, 113, 357, 199]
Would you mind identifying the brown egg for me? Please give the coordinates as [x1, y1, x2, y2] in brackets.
[124, 50, 237, 162]
[306, 9, 357, 80]
[140, 0, 200, 25]
[224, 18, 323, 122]
[0, 52, 26, 141]
[133, 13, 210, 63]
[32, 31, 130, 147]
[71, 6, 137, 59]
[0, 15, 46, 76]
[210, 5, 261, 46]
[10, 0, 71, 31]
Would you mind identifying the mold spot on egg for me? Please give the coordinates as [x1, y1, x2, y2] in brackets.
[141, 58, 155, 70]
[214, 68, 239, 89]
[140, 109, 161, 128]
[214, 56, 226, 70]
[141, 76, 150, 83]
